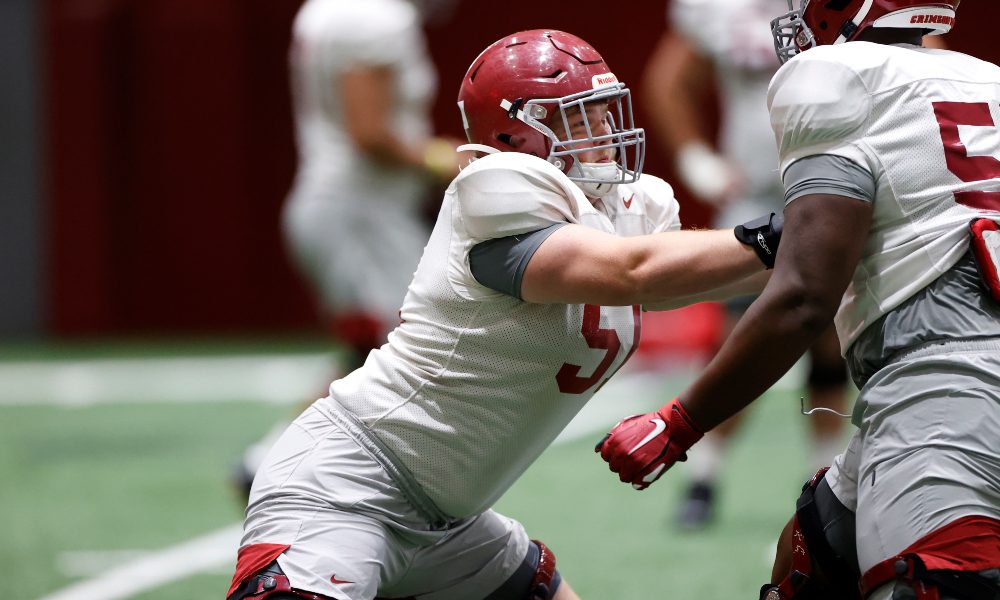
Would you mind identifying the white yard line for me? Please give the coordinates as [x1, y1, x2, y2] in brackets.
[0, 352, 801, 409]
[0, 353, 334, 407]
[39, 524, 243, 600]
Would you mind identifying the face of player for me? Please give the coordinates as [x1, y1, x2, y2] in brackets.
[550, 102, 615, 164]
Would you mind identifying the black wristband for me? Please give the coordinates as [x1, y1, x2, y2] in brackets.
[734, 212, 784, 269]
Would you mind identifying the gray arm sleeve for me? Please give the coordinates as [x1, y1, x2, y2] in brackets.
[469, 223, 568, 300]
[783, 154, 876, 205]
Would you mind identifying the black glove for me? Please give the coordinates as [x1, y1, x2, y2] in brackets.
[734, 212, 784, 269]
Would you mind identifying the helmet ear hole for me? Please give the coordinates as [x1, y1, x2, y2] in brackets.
[496, 133, 523, 148]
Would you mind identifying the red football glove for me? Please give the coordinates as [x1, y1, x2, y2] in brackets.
[595, 398, 704, 490]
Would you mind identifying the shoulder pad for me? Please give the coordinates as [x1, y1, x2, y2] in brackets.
[768, 46, 872, 164]
[453, 153, 584, 240]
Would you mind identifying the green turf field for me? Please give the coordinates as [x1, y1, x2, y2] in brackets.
[0, 338, 847, 600]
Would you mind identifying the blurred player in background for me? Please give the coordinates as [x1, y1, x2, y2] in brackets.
[642, 0, 848, 530]
[284, 0, 461, 371]
[234, 0, 461, 495]
[599, 1, 1000, 598]
[227, 29, 784, 600]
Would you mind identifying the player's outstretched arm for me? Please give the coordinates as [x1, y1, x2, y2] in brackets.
[520, 225, 765, 306]
[596, 193, 871, 489]
[679, 192, 871, 430]
[641, 269, 771, 312]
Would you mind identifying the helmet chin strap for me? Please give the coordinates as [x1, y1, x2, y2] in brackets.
[568, 161, 620, 199]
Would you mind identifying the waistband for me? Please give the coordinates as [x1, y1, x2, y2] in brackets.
[317, 397, 458, 530]
[886, 337, 1000, 366]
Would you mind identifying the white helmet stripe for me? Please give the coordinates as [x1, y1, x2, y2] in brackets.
[835, 0, 875, 44]
[458, 100, 469, 131]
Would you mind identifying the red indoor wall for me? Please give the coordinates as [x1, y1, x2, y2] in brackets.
[45, 0, 309, 335]
[43, 0, 1000, 335]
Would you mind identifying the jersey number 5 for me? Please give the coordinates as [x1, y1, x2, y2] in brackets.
[932, 101, 1000, 211]
[556, 304, 640, 395]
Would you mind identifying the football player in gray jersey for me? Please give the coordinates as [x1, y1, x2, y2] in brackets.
[227, 29, 784, 600]
[599, 2, 1000, 599]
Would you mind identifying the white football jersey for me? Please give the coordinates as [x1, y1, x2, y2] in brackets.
[324, 152, 680, 519]
[288, 0, 435, 210]
[671, 0, 787, 199]
[768, 43, 1000, 350]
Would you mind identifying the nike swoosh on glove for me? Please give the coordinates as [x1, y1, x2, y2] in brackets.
[595, 398, 704, 490]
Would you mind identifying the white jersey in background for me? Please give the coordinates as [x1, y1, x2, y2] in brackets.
[323, 152, 681, 521]
[768, 42, 1000, 352]
[671, 0, 787, 220]
[283, 0, 435, 321]
[289, 0, 434, 208]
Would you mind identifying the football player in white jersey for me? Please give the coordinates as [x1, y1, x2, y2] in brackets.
[599, 2, 1000, 599]
[642, 0, 849, 530]
[233, 0, 463, 497]
[284, 0, 460, 368]
[227, 29, 785, 600]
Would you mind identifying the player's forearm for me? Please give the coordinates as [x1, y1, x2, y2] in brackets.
[642, 270, 769, 311]
[353, 134, 458, 182]
[522, 226, 766, 306]
[678, 279, 836, 430]
[629, 229, 763, 303]
[677, 194, 871, 430]
[339, 67, 447, 175]
[354, 134, 415, 166]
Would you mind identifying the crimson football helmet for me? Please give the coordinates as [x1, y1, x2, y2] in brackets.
[457, 29, 645, 198]
[772, 0, 960, 63]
